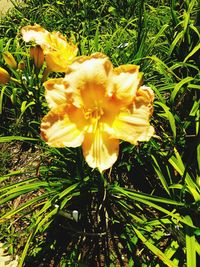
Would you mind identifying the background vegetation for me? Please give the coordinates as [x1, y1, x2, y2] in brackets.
[0, 0, 200, 266]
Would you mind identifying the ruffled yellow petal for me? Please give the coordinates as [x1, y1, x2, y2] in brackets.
[45, 42, 78, 72]
[112, 86, 154, 144]
[135, 85, 154, 116]
[65, 53, 113, 108]
[21, 24, 78, 72]
[45, 54, 68, 72]
[21, 24, 46, 44]
[41, 105, 86, 147]
[43, 78, 73, 109]
[82, 125, 119, 172]
[113, 64, 141, 105]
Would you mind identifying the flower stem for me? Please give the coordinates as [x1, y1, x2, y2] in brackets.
[10, 77, 21, 85]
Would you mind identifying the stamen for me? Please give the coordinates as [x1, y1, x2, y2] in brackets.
[84, 107, 104, 146]
[84, 106, 104, 121]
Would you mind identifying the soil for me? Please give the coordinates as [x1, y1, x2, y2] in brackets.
[0, 243, 18, 267]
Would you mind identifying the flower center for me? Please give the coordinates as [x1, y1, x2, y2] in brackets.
[84, 106, 104, 121]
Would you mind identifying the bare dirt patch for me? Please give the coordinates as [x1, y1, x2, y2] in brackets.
[0, 243, 18, 267]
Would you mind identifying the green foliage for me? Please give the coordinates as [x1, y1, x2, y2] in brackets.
[0, 39, 48, 136]
[0, 0, 200, 266]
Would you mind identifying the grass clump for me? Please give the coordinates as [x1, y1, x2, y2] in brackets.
[0, 0, 200, 266]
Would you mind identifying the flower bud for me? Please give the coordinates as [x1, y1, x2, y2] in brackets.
[18, 60, 26, 70]
[30, 45, 44, 69]
[2, 51, 17, 69]
[0, 67, 10, 84]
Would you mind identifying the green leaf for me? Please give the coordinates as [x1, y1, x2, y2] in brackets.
[0, 86, 6, 114]
[108, 6, 116, 13]
[184, 42, 200, 63]
[164, 240, 179, 260]
[168, 148, 200, 201]
[56, 1, 64, 5]
[111, 185, 196, 228]
[0, 192, 52, 221]
[17, 101, 35, 124]
[170, 77, 193, 103]
[133, 226, 177, 267]
[151, 155, 171, 196]
[94, 23, 100, 52]
[147, 24, 169, 53]
[10, 87, 18, 106]
[169, 31, 184, 55]
[0, 136, 38, 142]
[188, 84, 200, 90]
[155, 102, 176, 139]
[185, 216, 196, 267]
[197, 143, 200, 172]
[189, 100, 200, 116]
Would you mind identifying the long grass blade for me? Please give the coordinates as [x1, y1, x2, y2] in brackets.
[132, 226, 177, 267]
[185, 216, 196, 267]
[0, 136, 38, 142]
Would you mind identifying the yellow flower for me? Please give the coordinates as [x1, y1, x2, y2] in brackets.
[21, 24, 78, 72]
[2, 51, 17, 69]
[0, 67, 10, 84]
[41, 53, 154, 172]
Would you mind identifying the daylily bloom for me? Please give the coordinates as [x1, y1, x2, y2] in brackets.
[41, 53, 154, 172]
[21, 24, 78, 72]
